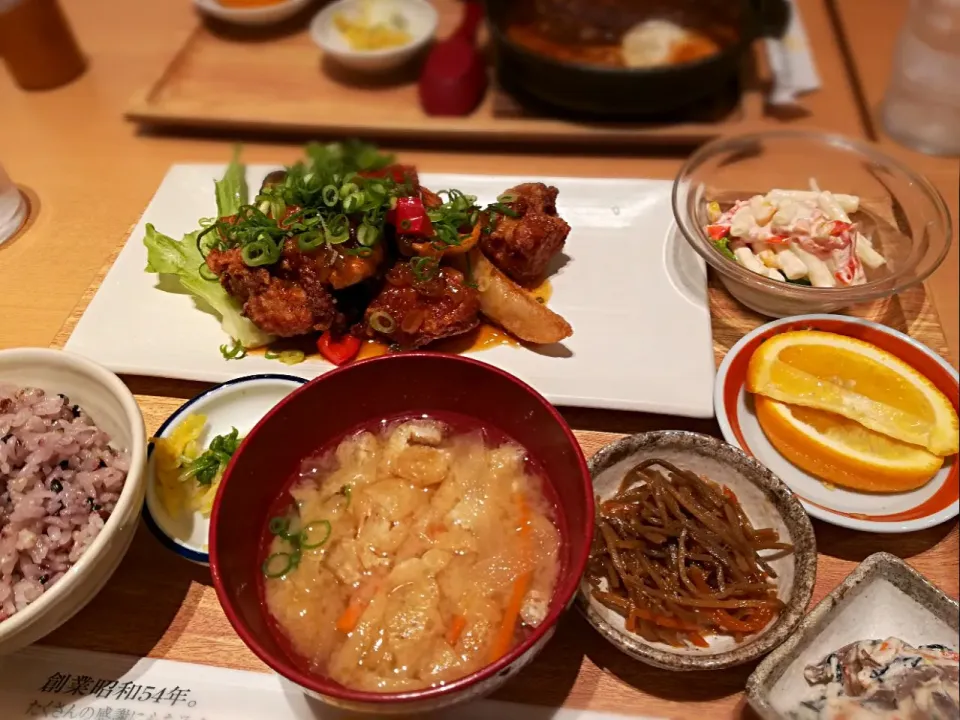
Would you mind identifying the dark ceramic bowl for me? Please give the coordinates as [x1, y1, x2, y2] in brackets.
[209, 353, 593, 714]
[487, 0, 790, 117]
[578, 431, 817, 671]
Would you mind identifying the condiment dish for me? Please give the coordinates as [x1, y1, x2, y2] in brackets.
[144, 374, 305, 566]
[193, 0, 314, 26]
[310, 0, 438, 73]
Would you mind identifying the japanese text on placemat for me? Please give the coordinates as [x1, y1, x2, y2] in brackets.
[38, 674, 195, 707]
[25, 701, 205, 720]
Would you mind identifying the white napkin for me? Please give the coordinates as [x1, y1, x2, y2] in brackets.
[765, 0, 822, 105]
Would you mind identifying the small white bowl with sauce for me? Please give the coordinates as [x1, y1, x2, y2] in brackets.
[310, 0, 438, 73]
[194, 0, 314, 27]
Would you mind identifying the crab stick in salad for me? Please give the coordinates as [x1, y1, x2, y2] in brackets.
[705, 184, 886, 287]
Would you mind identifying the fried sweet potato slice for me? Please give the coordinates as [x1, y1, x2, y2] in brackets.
[470, 250, 572, 345]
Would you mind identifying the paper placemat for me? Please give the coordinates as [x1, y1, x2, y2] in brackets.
[0, 646, 664, 720]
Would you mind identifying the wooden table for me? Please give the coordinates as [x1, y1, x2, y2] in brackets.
[0, 1, 957, 718]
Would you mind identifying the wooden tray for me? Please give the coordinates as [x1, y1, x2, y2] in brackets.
[47, 224, 958, 718]
[126, 0, 867, 145]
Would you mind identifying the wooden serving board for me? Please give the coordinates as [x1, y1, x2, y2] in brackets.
[126, 0, 867, 145]
[46, 227, 958, 718]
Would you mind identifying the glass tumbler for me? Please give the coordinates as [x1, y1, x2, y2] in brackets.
[880, 0, 960, 156]
[0, 164, 27, 246]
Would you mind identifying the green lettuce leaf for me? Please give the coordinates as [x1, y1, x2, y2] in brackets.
[143, 224, 274, 349]
[713, 237, 736, 261]
[215, 146, 248, 218]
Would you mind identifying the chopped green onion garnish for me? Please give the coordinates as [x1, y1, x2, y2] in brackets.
[410, 256, 439, 282]
[180, 427, 242, 486]
[322, 185, 339, 207]
[368, 310, 397, 334]
[297, 231, 326, 252]
[486, 202, 519, 218]
[357, 223, 379, 247]
[241, 237, 281, 266]
[269, 516, 291, 536]
[262, 552, 298, 578]
[220, 339, 247, 361]
[300, 520, 332, 550]
[198, 263, 219, 281]
[264, 349, 306, 365]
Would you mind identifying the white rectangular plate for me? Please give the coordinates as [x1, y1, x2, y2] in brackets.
[66, 165, 715, 417]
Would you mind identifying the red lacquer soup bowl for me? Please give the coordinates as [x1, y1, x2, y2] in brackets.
[209, 353, 593, 714]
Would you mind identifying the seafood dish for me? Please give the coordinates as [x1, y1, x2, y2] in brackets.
[705, 186, 887, 288]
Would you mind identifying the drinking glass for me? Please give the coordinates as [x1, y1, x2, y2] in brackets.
[0, 163, 27, 245]
[880, 0, 960, 156]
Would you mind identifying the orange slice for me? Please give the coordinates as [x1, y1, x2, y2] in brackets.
[755, 397, 944, 492]
[747, 331, 959, 457]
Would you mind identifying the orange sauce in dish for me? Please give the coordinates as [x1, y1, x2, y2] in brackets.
[217, 0, 286, 7]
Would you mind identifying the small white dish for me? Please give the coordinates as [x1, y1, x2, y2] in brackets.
[746, 552, 960, 720]
[310, 0, 438, 72]
[144, 373, 305, 565]
[715, 314, 959, 534]
[194, 0, 314, 27]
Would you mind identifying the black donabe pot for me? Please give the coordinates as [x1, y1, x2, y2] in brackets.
[487, 0, 789, 117]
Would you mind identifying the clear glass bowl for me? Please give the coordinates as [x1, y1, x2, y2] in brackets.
[672, 131, 953, 317]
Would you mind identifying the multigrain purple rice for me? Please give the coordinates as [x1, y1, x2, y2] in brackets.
[0, 384, 129, 621]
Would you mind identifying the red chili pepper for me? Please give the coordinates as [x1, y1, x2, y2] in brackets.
[358, 164, 419, 188]
[387, 196, 433, 237]
[706, 224, 730, 241]
[316, 333, 362, 366]
[766, 235, 789, 246]
[827, 220, 853, 236]
[834, 251, 860, 284]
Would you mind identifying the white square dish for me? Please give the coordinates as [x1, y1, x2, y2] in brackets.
[746, 552, 960, 719]
[65, 165, 716, 416]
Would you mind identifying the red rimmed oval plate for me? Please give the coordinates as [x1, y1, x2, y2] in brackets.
[715, 314, 959, 534]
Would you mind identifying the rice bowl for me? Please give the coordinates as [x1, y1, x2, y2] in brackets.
[0, 348, 146, 654]
[1, 386, 131, 620]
